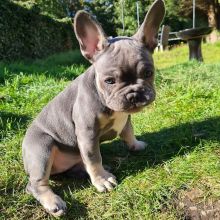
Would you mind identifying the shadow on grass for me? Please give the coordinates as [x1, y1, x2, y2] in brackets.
[34, 116, 220, 219]
[101, 116, 220, 180]
[2, 113, 219, 219]
[65, 199, 88, 220]
[47, 117, 219, 212]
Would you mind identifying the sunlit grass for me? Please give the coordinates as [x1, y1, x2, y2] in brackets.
[0, 42, 220, 219]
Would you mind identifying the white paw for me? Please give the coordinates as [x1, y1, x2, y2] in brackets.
[92, 170, 117, 193]
[40, 194, 67, 217]
[129, 140, 147, 151]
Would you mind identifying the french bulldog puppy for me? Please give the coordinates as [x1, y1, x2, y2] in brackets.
[22, 0, 165, 217]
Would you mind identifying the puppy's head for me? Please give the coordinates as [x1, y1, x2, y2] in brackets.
[74, 0, 165, 112]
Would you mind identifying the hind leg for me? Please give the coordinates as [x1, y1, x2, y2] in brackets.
[22, 131, 66, 217]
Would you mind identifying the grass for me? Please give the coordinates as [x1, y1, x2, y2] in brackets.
[154, 41, 220, 69]
[0, 42, 220, 219]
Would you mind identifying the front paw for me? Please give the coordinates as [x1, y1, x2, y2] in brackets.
[92, 170, 117, 192]
[41, 194, 67, 217]
[28, 184, 67, 217]
[129, 140, 146, 151]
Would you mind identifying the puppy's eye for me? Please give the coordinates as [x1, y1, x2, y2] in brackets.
[144, 71, 153, 78]
[105, 78, 116, 84]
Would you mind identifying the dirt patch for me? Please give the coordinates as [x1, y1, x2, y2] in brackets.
[176, 188, 220, 220]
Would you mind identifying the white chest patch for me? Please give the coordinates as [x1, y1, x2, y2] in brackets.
[111, 112, 128, 135]
[99, 112, 128, 135]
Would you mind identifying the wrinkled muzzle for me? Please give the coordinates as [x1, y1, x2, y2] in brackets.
[106, 84, 155, 112]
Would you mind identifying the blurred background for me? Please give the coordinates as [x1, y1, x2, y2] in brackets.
[0, 0, 219, 60]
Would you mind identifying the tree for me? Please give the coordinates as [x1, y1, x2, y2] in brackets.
[163, 0, 192, 31]
[178, 0, 220, 42]
[12, 0, 68, 18]
[37, 0, 66, 17]
[206, 0, 220, 29]
[113, 0, 154, 36]
[64, 0, 85, 17]
[84, 0, 116, 37]
[179, 0, 220, 29]
[113, 0, 191, 36]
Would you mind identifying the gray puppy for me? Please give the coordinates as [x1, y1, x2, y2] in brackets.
[22, 0, 165, 217]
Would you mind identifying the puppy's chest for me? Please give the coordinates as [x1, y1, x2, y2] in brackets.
[98, 112, 128, 138]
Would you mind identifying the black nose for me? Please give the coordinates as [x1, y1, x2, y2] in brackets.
[126, 92, 143, 104]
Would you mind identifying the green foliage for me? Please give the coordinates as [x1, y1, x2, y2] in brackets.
[0, 0, 78, 60]
[113, 0, 152, 36]
[12, 0, 67, 18]
[68, 0, 85, 16]
[163, 0, 192, 31]
[113, 0, 192, 36]
[85, 0, 117, 37]
[35, 0, 67, 18]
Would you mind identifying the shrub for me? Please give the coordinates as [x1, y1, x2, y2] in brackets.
[0, 0, 78, 60]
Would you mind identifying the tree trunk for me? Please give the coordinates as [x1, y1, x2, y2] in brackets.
[215, 0, 220, 29]
[208, 3, 216, 27]
[206, 0, 220, 43]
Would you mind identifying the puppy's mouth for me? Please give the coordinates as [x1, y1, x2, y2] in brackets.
[105, 86, 155, 112]
[106, 93, 155, 113]
[125, 96, 154, 113]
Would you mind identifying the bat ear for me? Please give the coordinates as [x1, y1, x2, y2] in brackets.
[74, 11, 108, 62]
[133, 0, 165, 52]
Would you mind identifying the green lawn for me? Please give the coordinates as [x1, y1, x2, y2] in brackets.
[0, 42, 220, 219]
